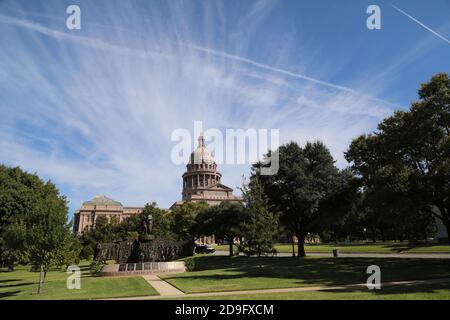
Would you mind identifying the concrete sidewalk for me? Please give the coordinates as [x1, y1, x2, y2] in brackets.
[142, 274, 185, 297]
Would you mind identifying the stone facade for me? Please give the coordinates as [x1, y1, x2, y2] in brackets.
[72, 195, 142, 234]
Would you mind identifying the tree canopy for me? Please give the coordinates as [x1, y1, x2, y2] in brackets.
[0, 164, 74, 293]
[346, 73, 450, 245]
[195, 201, 247, 256]
[254, 141, 342, 256]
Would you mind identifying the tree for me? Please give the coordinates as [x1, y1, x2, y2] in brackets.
[346, 73, 450, 245]
[254, 141, 340, 257]
[312, 168, 359, 243]
[195, 201, 247, 256]
[239, 178, 279, 257]
[56, 235, 82, 268]
[171, 201, 209, 242]
[0, 165, 75, 292]
[24, 180, 71, 294]
[1, 219, 28, 270]
[0, 165, 45, 269]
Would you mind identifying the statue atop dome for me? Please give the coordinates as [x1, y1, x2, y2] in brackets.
[198, 135, 205, 147]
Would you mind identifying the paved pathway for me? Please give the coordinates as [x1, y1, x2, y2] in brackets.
[142, 274, 185, 296]
[106, 277, 450, 300]
[214, 251, 450, 259]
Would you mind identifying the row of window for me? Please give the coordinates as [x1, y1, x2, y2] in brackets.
[183, 180, 221, 188]
[190, 163, 215, 170]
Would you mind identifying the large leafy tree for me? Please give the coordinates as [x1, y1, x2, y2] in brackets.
[0, 165, 72, 293]
[0, 165, 44, 269]
[171, 201, 209, 256]
[254, 141, 340, 257]
[311, 168, 360, 243]
[171, 201, 209, 242]
[26, 186, 72, 293]
[346, 73, 450, 245]
[195, 201, 247, 256]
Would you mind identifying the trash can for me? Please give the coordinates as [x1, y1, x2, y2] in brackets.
[332, 249, 339, 257]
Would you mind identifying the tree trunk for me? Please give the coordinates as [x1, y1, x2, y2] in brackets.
[370, 227, 377, 242]
[443, 219, 450, 248]
[38, 264, 44, 294]
[291, 235, 296, 257]
[229, 241, 234, 257]
[44, 270, 48, 283]
[380, 229, 386, 242]
[297, 233, 306, 257]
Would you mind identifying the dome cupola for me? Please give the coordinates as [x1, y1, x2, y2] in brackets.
[182, 135, 222, 200]
[189, 135, 215, 164]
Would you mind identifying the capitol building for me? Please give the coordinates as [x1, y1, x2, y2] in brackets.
[73, 136, 242, 234]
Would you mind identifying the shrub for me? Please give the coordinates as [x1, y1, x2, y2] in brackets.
[184, 257, 195, 272]
[89, 261, 105, 275]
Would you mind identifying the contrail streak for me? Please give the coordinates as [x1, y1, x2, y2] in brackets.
[178, 42, 399, 107]
[391, 4, 450, 45]
[0, 14, 167, 59]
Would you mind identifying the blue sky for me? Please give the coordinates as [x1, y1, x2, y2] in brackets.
[0, 0, 449, 219]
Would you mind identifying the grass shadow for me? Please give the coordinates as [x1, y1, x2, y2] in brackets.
[0, 279, 22, 284]
[388, 243, 443, 253]
[0, 281, 34, 289]
[0, 291, 21, 298]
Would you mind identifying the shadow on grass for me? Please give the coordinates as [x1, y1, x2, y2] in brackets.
[165, 256, 450, 295]
[0, 291, 21, 298]
[0, 279, 21, 284]
[388, 243, 446, 253]
[0, 282, 34, 289]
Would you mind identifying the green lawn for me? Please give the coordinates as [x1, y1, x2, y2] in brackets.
[0, 261, 158, 300]
[214, 242, 450, 254]
[162, 255, 450, 293]
[176, 283, 450, 300]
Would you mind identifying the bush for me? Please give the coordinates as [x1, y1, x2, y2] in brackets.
[184, 257, 195, 272]
[89, 261, 105, 275]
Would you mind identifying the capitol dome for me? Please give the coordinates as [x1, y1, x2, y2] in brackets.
[178, 135, 241, 206]
[82, 195, 123, 207]
[189, 136, 215, 164]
